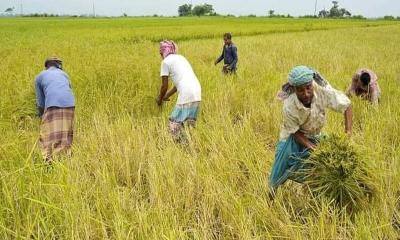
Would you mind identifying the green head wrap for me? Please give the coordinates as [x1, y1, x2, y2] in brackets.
[288, 66, 315, 87]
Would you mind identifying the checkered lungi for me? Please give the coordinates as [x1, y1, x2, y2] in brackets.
[39, 107, 75, 160]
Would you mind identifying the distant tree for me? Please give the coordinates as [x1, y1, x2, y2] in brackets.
[319, 1, 351, 18]
[192, 4, 214, 17]
[268, 9, 275, 17]
[318, 9, 328, 18]
[248, 14, 256, 18]
[329, 1, 340, 17]
[5, 7, 14, 15]
[351, 15, 366, 20]
[192, 5, 205, 16]
[339, 8, 351, 17]
[203, 4, 215, 15]
[383, 15, 395, 20]
[178, 4, 192, 16]
[300, 15, 318, 18]
[122, 13, 128, 17]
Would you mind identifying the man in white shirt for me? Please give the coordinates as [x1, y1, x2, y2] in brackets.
[156, 40, 202, 142]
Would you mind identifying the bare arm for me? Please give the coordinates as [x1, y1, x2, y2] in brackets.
[294, 131, 316, 150]
[157, 76, 169, 106]
[164, 86, 177, 100]
[344, 106, 353, 135]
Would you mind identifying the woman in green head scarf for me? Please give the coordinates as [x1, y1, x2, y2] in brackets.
[269, 66, 353, 196]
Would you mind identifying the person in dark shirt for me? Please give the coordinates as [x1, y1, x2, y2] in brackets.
[214, 32, 238, 74]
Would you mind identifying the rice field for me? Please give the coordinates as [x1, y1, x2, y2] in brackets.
[1, 17, 400, 239]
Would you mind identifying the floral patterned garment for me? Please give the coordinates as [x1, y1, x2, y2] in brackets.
[346, 68, 380, 104]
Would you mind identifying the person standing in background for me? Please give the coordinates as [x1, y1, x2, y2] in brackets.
[214, 32, 238, 74]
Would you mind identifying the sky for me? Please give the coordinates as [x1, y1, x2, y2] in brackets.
[1, 0, 399, 18]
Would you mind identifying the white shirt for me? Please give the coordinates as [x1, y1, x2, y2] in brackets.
[160, 54, 201, 105]
[279, 83, 351, 141]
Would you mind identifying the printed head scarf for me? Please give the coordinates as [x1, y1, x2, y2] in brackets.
[288, 65, 315, 87]
[160, 40, 178, 59]
[351, 68, 378, 92]
[277, 66, 329, 101]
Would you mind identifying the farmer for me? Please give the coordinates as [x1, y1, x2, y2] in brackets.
[269, 66, 353, 194]
[35, 57, 75, 161]
[346, 68, 380, 105]
[156, 40, 202, 142]
[214, 32, 238, 74]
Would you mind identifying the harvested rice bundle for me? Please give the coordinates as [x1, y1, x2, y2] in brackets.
[300, 135, 377, 212]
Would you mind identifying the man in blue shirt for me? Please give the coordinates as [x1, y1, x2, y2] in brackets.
[35, 57, 75, 161]
[214, 32, 238, 74]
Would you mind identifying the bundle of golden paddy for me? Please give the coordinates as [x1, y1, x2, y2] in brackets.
[300, 135, 377, 212]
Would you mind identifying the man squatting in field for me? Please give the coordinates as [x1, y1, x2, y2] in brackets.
[269, 66, 353, 195]
[156, 40, 202, 141]
[214, 32, 238, 74]
[346, 68, 381, 105]
[35, 57, 75, 161]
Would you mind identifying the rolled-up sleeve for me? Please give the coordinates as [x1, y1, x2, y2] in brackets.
[322, 87, 351, 113]
[160, 61, 169, 77]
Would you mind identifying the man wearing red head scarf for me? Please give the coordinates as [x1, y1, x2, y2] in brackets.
[157, 40, 202, 142]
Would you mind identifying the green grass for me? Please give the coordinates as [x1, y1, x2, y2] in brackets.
[0, 17, 400, 239]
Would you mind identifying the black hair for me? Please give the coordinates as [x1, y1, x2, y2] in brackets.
[360, 72, 371, 86]
[45, 60, 63, 70]
[223, 32, 232, 40]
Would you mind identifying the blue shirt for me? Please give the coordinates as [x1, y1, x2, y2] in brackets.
[35, 67, 75, 111]
[216, 43, 238, 70]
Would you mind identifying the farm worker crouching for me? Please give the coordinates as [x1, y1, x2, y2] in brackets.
[346, 68, 381, 105]
[156, 40, 202, 142]
[214, 32, 238, 74]
[35, 57, 75, 161]
[269, 66, 353, 194]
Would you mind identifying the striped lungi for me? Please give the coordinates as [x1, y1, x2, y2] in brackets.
[39, 107, 75, 160]
[169, 101, 200, 140]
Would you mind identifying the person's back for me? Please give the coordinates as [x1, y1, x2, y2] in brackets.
[161, 54, 201, 105]
[36, 67, 75, 110]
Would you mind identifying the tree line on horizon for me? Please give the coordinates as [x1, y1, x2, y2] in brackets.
[2, 1, 400, 20]
[178, 1, 400, 20]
